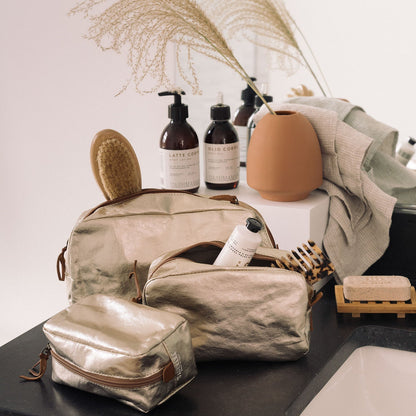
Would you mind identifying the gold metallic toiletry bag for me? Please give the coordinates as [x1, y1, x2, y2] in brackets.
[40, 295, 197, 413]
[143, 242, 314, 362]
[57, 189, 275, 304]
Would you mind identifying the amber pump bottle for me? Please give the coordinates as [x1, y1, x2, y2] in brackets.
[204, 92, 239, 190]
[158, 91, 200, 193]
[232, 78, 257, 167]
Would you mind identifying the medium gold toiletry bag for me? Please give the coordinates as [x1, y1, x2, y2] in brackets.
[40, 295, 197, 413]
[57, 189, 276, 304]
[143, 242, 314, 362]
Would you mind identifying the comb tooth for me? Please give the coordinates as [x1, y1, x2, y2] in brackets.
[297, 247, 314, 269]
[291, 250, 303, 262]
[291, 251, 307, 270]
[286, 254, 304, 273]
[303, 243, 320, 265]
[284, 256, 305, 274]
[308, 240, 326, 262]
[308, 240, 335, 271]
[275, 259, 289, 270]
[286, 253, 298, 264]
[280, 257, 297, 271]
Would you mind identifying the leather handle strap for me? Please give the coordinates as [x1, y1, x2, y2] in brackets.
[129, 260, 142, 303]
[57, 245, 67, 281]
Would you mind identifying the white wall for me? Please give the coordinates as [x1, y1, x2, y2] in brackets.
[272, 0, 416, 139]
[1, 0, 415, 346]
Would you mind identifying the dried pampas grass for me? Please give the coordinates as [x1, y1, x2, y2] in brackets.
[204, 0, 331, 97]
[70, 0, 275, 113]
[288, 84, 314, 97]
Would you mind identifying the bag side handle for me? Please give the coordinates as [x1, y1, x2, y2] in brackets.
[56, 245, 67, 281]
[129, 260, 142, 303]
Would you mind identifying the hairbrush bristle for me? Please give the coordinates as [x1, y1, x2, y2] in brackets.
[96, 138, 141, 200]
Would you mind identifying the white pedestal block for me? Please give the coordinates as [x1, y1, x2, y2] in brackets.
[199, 170, 330, 250]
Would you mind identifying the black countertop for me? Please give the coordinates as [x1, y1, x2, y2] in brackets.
[1, 282, 415, 416]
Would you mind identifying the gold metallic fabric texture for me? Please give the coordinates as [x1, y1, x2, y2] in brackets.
[143, 243, 313, 362]
[43, 294, 197, 413]
[63, 190, 275, 304]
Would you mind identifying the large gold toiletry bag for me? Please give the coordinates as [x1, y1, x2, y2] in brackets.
[143, 242, 314, 362]
[57, 189, 276, 304]
[42, 294, 197, 413]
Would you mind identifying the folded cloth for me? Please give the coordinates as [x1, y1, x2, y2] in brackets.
[287, 97, 416, 204]
[252, 101, 412, 281]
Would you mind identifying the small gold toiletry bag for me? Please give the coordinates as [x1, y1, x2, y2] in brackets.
[37, 295, 197, 413]
[143, 242, 314, 362]
[57, 189, 276, 304]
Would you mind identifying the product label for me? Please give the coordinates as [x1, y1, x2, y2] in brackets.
[225, 235, 256, 266]
[160, 147, 200, 190]
[204, 142, 240, 183]
[213, 227, 258, 267]
[235, 125, 248, 164]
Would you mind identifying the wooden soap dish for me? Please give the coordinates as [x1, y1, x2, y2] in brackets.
[335, 285, 416, 318]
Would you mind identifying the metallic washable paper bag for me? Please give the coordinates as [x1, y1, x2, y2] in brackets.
[43, 294, 197, 413]
[58, 190, 275, 304]
[143, 242, 314, 362]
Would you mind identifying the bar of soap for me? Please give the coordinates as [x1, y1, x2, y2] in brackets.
[343, 275, 411, 301]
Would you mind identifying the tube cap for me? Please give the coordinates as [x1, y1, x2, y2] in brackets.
[246, 217, 262, 233]
[211, 104, 230, 121]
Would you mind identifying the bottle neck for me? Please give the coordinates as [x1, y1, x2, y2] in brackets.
[170, 118, 188, 124]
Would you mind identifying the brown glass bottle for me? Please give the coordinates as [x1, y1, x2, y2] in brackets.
[204, 97, 239, 190]
[232, 79, 257, 167]
[159, 91, 200, 193]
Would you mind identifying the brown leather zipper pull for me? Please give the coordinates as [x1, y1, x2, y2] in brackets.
[20, 345, 51, 381]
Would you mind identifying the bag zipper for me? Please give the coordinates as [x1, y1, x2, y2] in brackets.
[82, 190, 274, 244]
[144, 241, 318, 312]
[21, 344, 175, 387]
[84, 189, 239, 218]
[147, 241, 282, 280]
[83, 189, 276, 247]
[51, 348, 175, 388]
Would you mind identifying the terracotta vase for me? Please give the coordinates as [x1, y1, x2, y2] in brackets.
[247, 111, 322, 202]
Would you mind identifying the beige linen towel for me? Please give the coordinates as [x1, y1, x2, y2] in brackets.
[287, 97, 416, 204]
[253, 103, 397, 281]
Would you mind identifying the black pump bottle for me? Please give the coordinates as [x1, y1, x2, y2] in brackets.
[158, 91, 200, 193]
[204, 92, 239, 190]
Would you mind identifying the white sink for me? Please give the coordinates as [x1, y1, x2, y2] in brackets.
[301, 345, 416, 416]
